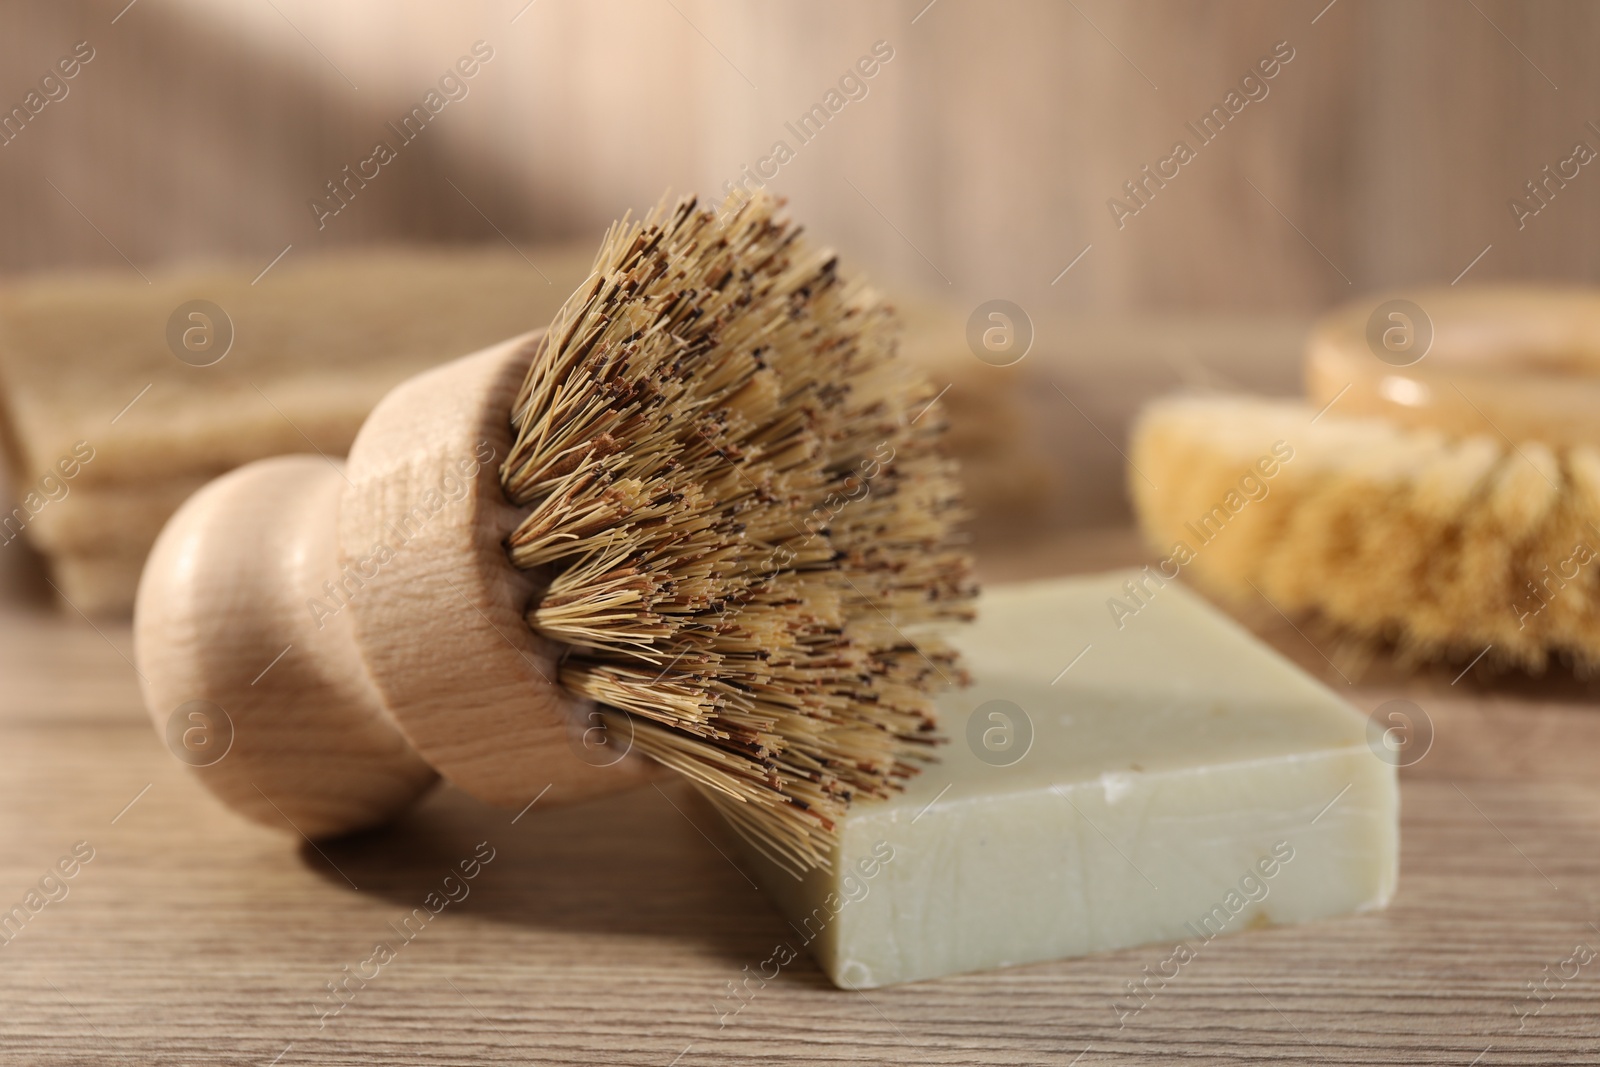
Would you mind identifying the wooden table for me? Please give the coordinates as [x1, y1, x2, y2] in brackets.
[2, 528, 1597, 1066]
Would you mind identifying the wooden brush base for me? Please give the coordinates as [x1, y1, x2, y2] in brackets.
[134, 332, 659, 837]
[1307, 287, 1600, 449]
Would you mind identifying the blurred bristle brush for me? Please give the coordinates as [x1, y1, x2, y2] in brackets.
[135, 191, 977, 873]
[1130, 287, 1600, 678]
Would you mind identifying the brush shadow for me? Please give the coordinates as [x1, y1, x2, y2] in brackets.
[1188, 583, 1600, 703]
[297, 778, 804, 971]
[1422, 661, 1600, 703]
[1311, 626, 1600, 703]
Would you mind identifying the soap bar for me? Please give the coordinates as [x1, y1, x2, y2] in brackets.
[742, 572, 1398, 989]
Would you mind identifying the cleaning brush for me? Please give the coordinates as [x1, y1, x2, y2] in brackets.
[134, 191, 975, 873]
[1129, 287, 1600, 676]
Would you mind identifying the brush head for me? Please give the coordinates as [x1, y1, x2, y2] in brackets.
[1129, 393, 1600, 678]
[500, 192, 976, 872]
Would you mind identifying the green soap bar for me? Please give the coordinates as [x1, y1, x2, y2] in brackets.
[744, 572, 1399, 989]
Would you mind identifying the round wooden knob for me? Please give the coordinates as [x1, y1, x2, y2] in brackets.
[1306, 287, 1600, 449]
[135, 331, 660, 838]
[134, 455, 438, 836]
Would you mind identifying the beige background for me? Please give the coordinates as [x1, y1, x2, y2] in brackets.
[2, 0, 1597, 312]
[2, 0, 1598, 538]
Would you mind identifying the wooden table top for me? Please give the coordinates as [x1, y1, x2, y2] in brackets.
[2, 527, 1598, 1066]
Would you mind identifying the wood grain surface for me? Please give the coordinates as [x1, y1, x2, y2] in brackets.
[0, 528, 1593, 1065]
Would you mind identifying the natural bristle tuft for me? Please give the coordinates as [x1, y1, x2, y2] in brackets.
[500, 191, 976, 873]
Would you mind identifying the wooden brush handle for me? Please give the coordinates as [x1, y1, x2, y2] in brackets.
[135, 332, 659, 837]
[1306, 287, 1600, 449]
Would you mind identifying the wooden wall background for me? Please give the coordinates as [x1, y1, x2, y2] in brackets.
[3, 0, 1598, 315]
[3, 0, 1599, 535]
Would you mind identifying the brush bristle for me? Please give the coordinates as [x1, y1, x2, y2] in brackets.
[1130, 393, 1600, 677]
[499, 191, 976, 873]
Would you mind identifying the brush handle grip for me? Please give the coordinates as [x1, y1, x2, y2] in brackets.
[135, 454, 437, 836]
[135, 332, 659, 837]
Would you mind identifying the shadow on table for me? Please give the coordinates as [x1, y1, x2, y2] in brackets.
[298, 777, 835, 985]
